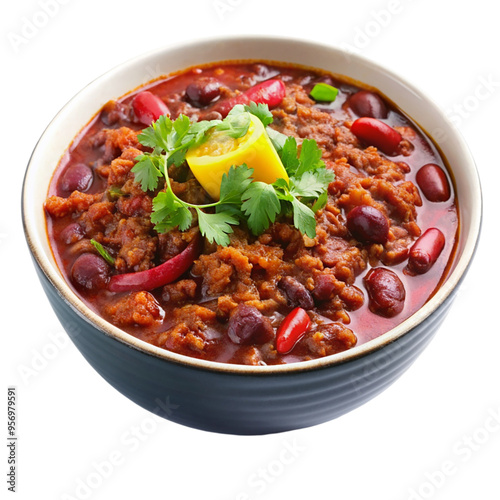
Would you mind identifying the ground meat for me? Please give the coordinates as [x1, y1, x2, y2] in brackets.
[107, 147, 143, 186]
[109, 218, 157, 272]
[45, 192, 102, 218]
[313, 236, 366, 282]
[192, 245, 255, 297]
[90, 127, 140, 164]
[162, 279, 198, 304]
[104, 291, 164, 327]
[45, 61, 457, 365]
[156, 305, 218, 354]
[303, 323, 357, 357]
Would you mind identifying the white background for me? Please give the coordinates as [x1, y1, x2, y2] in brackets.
[2, 0, 499, 499]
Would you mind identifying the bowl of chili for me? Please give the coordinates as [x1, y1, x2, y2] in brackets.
[22, 36, 481, 434]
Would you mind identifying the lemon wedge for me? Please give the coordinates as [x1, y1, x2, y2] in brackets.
[186, 114, 288, 200]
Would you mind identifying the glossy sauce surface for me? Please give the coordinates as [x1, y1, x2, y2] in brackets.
[45, 61, 458, 365]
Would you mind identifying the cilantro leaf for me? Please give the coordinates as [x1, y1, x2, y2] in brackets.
[169, 114, 191, 148]
[289, 169, 335, 199]
[296, 138, 325, 176]
[166, 148, 188, 168]
[241, 182, 281, 235]
[244, 102, 273, 127]
[133, 104, 332, 246]
[137, 114, 173, 151]
[215, 111, 251, 139]
[266, 127, 288, 154]
[218, 165, 254, 205]
[311, 190, 329, 212]
[188, 119, 221, 148]
[151, 190, 192, 233]
[273, 174, 326, 238]
[280, 136, 299, 175]
[196, 209, 237, 246]
[291, 198, 317, 238]
[131, 155, 163, 191]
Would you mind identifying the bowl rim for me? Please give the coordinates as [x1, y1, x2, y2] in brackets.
[22, 34, 482, 375]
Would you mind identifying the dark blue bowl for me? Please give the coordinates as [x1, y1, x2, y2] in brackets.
[22, 37, 482, 435]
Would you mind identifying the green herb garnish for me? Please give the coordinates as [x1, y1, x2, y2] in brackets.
[90, 239, 115, 266]
[310, 82, 339, 102]
[131, 103, 334, 246]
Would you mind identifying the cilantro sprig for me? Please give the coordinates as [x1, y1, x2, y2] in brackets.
[131, 103, 334, 246]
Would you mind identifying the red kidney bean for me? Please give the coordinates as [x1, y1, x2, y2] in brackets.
[364, 267, 405, 317]
[351, 117, 402, 155]
[71, 253, 110, 291]
[278, 276, 314, 310]
[60, 223, 84, 245]
[132, 91, 170, 126]
[348, 90, 388, 119]
[416, 163, 451, 202]
[185, 78, 221, 107]
[276, 307, 311, 354]
[312, 273, 337, 301]
[216, 79, 286, 117]
[60, 163, 93, 193]
[408, 228, 445, 274]
[227, 304, 274, 345]
[346, 205, 389, 244]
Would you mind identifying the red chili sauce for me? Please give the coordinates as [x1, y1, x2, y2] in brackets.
[45, 61, 458, 365]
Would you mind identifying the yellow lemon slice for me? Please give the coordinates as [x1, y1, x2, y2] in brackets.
[186, 114, 288, 200]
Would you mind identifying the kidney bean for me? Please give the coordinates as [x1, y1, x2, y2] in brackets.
[60, 163, 93, 193]
[407, 228, 445, 274]
[60, 223, 84, 245]
[185, 78, 222, 107]
[312, 273, 337, 301]
[351, 117, 402, 155]
[364, 267, 405, 317]
[346, 205, 389, 244]
[416, 163, 451, 202]
[71, 253, 110, 291]
[132, 91, 170, 126]
[278, 276, 314, 310]
[276, 307, 311, 354]
[348, 90, 388, 119]
[216, 79, 286, 117]
[227, 304, 274, 345]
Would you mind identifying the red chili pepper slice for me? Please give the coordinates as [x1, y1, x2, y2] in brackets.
[108, 234, 200, 293]
[276, 307, 311, 354]
[216, 79, 286, 117]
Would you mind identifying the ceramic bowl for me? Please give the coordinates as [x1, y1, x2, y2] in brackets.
[22, 36, 481, 435]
